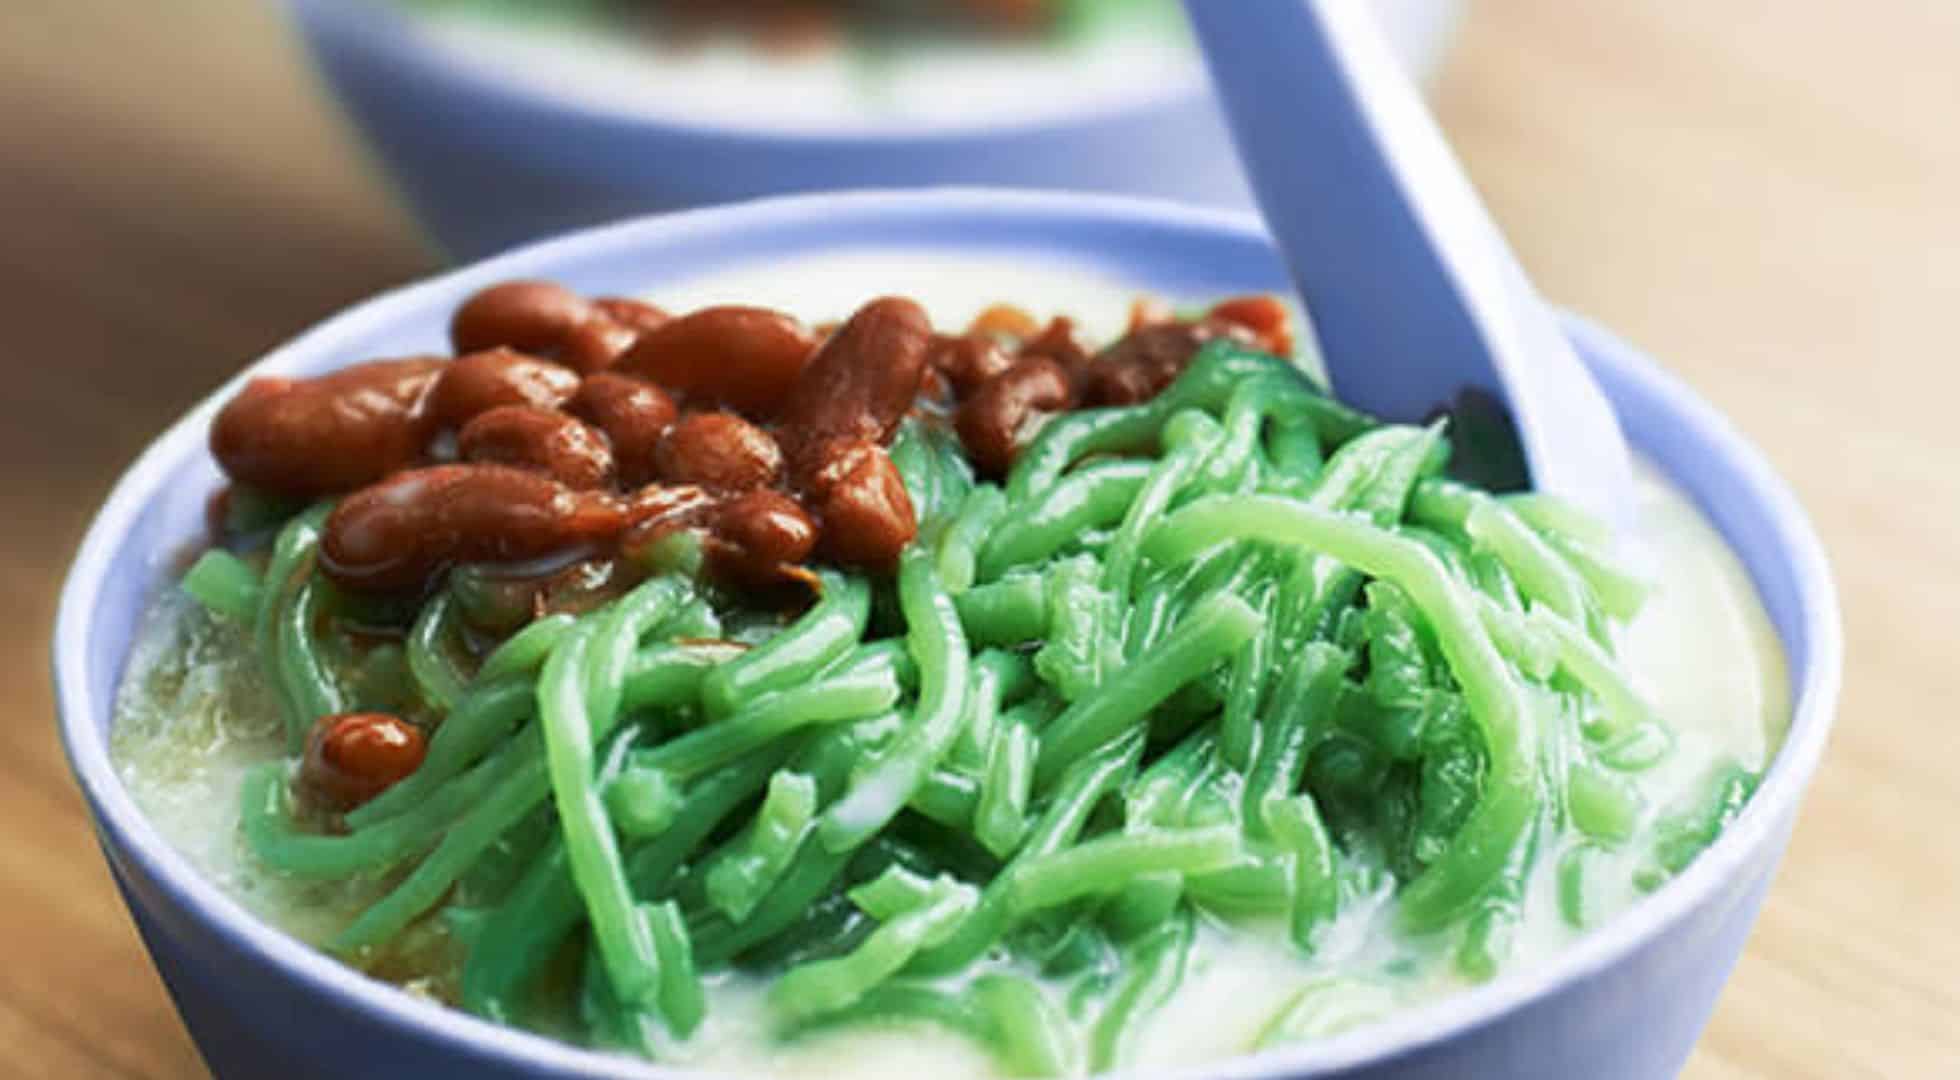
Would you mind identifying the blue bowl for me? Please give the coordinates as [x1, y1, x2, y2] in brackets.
[280, 0, 1250, 260]
[55, 190, 1840, 1080]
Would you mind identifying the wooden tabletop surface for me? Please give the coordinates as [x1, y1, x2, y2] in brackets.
[4, 1, 1953, 1076]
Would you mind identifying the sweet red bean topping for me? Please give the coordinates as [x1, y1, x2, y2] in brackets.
[300, 712, 427, 811]
[928, 332, 1015, 398]
[780, 296, 931, 459]
[213, 279, 1291, 596]
[708, 489, 820, 588]
[1204, 295, 1294, 357]
[569, 373, 679, 485]
[956, 355, 1074, 478]
[1082, 321, 1248, 408]
[321, 465, 628, 592]
[655, 411, 784, 492]
[211, 357, 444, 499]
[1016, 315, 1094, 372]
[593, 297, 670, 335]
[626, 483, 720, 532]
[554, 318, 641, 375]
[617, 484, 715, 562]
[614, 306, 818, 416]
[451, 280, 596, 358]
[803, 437, 917, 570]
[458, 405, 615, 490]
[427, 348, 581, 429]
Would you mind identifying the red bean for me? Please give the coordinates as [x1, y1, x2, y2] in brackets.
[568, 373, 678, 485]
[614, 306, 817, 415]
[956, 355, 1073, 476]
[210, 357, 444, 498]
[554, 318, 641, 375]
[1081, 321, 1247, 407]
[426, 348, 580, 429]
[653, 412, 783, 492]
[593, 297, 670, 335]
[618, 483, 719, 569]
[300, 712, 426, 811]
[625, 483, 720, 533]
[320, 465, 628, 592]
[451, 280, 595, 357]
[708, 489, 819, 587]
[928, 332, 1014, 398]
[1016, 315, 1093, 371]
[1205, 295, 1294, 356]
[457, 405, 614, 490]
[780, 296, 931, 454]
[803, 438, 917, 570]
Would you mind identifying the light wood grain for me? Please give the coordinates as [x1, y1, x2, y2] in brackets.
[3, 1, 1952, 1077]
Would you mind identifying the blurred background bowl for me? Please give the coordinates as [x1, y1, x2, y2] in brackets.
[54, 188, 1839, 1080]
[277, 0, 1464, 259]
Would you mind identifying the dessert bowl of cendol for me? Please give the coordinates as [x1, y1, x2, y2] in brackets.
[276, 0, 1459, 258]
[55, 190, 1839, 1080]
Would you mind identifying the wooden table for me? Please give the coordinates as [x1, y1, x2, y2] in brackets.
[3, 1, 1952, 1076]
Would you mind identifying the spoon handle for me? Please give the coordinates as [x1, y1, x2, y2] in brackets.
[1184, 0, 1633, 520]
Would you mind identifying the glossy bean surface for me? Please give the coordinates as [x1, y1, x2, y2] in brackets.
[210, 357, 444, 498]
[458, 405, 615, 490]
[321, 465, 627, 592]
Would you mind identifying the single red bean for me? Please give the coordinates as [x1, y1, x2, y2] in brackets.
[1081, 321, 1246, 407]
[300, 712, 427, 811]
[803, 438, 917, 570]
[955, 355, 1073, 477]
[457, 405, 615, 490]
[619, 484, 720, 567]
[927, 332, 1014, 398]
[779, 296, 931, 454]
[653, 411, 783, 492]
[625, 483, 719, 532]
[568, 373, 678, 485]
[551, 297, 675, 374]
[554, 317, 642, 375]
[426, 348, 580, 429]
[320, 465, 628, 592]
[210, 357, 444, 498]
[613, 306, 817, 415]
[1016, 315, 1093, 371]
[707, 489, 819, 587]
[1205, 295, 1294, 356]
[593, 297, 670, 335]
[451, 280, 596, 357]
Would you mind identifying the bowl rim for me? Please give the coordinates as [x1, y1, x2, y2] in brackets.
[284, 0, 1212, 146]
[53, 188, 1842, 1079]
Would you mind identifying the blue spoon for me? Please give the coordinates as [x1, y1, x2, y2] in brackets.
[1183, 0, 1635, 525]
